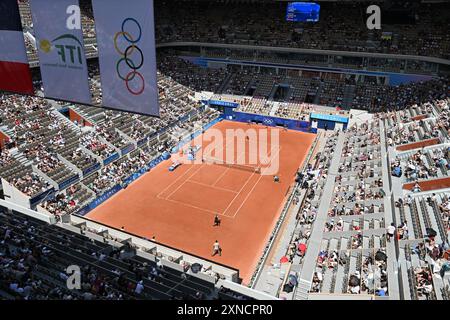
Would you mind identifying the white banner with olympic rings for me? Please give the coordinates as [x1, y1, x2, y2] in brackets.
[92, 0, 159, 117]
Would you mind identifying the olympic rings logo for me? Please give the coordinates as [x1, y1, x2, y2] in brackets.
[263, 118, 273, 125]
[114, 18, 145, 95]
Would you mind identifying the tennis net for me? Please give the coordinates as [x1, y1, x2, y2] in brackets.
[201, 156, 261, 174]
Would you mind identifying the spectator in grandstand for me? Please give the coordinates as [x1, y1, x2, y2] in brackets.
[397, 222, 409, 240]
[415, 267, 433, 298]
[134, 280, 144, 295]
[412, 182, 422, 193]
[392, 166, 402, 178]
[438, 198, 450, 218]
[386, 223, 396, 242]
[440, 261, 450, 279]
[413, 243, 427, 260]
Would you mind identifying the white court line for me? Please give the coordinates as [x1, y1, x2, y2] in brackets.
[157, 129, 228, 198]
[221, 171, 255, 217]
[185, 179, 238, 194]
[211, 136, 258, 187]
[228, 145, 282, 219]
[211, 166, 230, 187]
[208, 132, 238, 187]
[161, 137, 253, 211]
[218, 138, 263, 216]
[220, 141, 280, 217]
[158, 129, 282, 219]
[166, 138, 254, 215]
[162, 197, 220, 215]
[156, 163, 196, 199]
[161, 197, 233, 218]
[163, 164, 205, 200]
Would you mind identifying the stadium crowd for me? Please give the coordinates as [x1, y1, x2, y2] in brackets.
[153, 1, 450, 59]
[0, 208, 252, 300]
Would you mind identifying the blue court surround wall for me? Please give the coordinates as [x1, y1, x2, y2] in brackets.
[310, 113, 349, 131]
[206, 99, 315, 132]
[207, 99, 349, 133]
[229, 111, 314, 133]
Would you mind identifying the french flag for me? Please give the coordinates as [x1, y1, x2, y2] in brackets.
[0, 0, 33, 94]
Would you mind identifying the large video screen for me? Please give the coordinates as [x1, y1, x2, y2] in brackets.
[286, 2, 320, 22]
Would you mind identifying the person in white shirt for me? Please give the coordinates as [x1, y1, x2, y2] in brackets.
[386, 223, 396, 242]
[401, 223, 409, 240]
[212, 240, 222, 256]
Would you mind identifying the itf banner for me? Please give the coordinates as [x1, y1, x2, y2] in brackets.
[92, 0, 159, 117]
[30, 0, 91, 104]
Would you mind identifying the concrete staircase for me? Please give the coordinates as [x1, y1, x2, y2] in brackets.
[269, 102, 279, 117]
[343, 84, 356, 109]
[293, 279, 311, 300]
[218, 73, 233, 94]
[313, 82, 324, 105]
[12, 150, 33, 167]
[0, 126, 33, 167]
[49, 103, 83, 134]
[294, 132, 346, 300]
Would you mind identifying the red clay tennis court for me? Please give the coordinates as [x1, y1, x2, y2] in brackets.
[87, 120, 315, 284]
